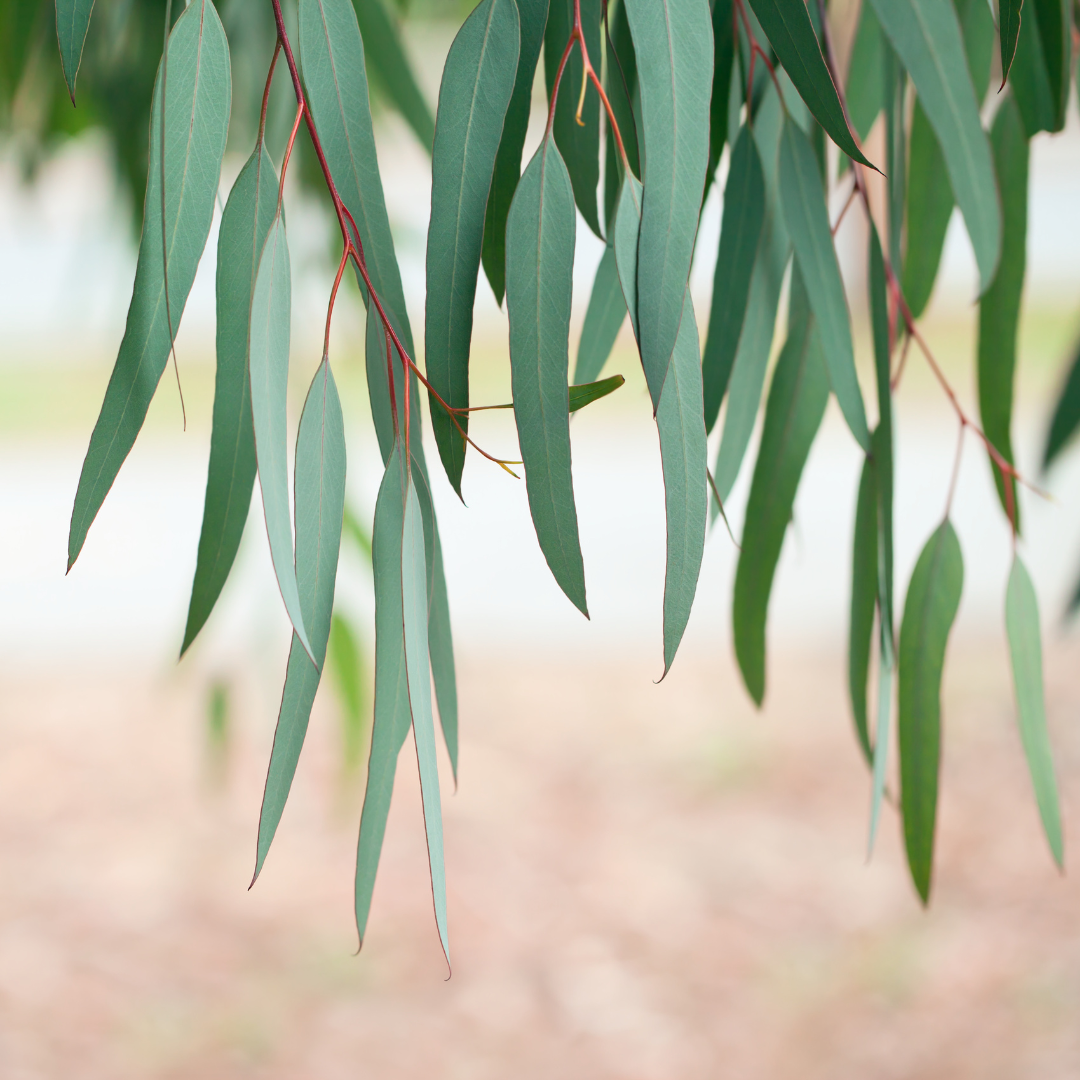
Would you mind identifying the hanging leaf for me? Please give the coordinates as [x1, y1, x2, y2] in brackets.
[352, 0, 435, 151]
[779, 117, 869, 452]
[869, 651, 893, 854]
[1033, 0, 1069, 130]
[482, 0, 549, 303]
[702, 123, 766, 433]
[845, 0, 884, 143]
[1010, 4, 1056, 136]
[1005, 554, 1064, 868]
[67, 0, 231, 570]
[575, 245, 627, 384]
[999, 0, 1023, 84]
[602, 0, 640, 230]
[613, 173, 643, 339]
[978, 94, 1027, 526]
[849, 454, 877, 764]
[506, 134, 588, 616]
[544, 0, 602, 238]
[657, 297, 707, 674]
[182, 143, 278, 657]
[898, 519, 963, 904]
[254, 360, 347, 881]
[867, 0, 1001, 292]
[328, 611, 368, 772]
[1042, 340, 1080, 471]
[747, 0, 875, 169]
[623, 0, 712, 410]
[569, 373, 625, 411]
[425, 0, 520, 496]
[702, 0, 735, 204]
[56, 0, 96, 102]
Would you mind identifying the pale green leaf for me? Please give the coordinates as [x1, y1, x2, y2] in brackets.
[575, 244, 626, 384]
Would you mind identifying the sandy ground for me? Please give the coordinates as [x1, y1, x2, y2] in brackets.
[1, 635, 1078, 1079]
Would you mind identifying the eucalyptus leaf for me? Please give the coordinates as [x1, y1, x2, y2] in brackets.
[849, 454, 877, 765]
[328, 611, 368, 771]
[575, 244, 627, 384]
[602, 0, 640, 230]
[999, 0, 1023, 84]
[56, 0, 96, 102]
[845, 0, 884, 143]
[703, 0, 735, 205]
[869, 227, 894, 641]
[613, 173, 643, 339]
[1010, 3, 1056, 137]
[1042, 339, 1080, 471]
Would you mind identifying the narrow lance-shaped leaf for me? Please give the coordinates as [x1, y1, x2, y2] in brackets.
[702, 0, 735, 205]
[779, 117, 869, 451]
[732, 272, 831, 706]
[248, 216, 314, 661]
[544, 0, 603, 238]
[849, 453, 877, 764]
[845, 0, 885, 144]
[353, 0, 435, 151]
[426, 0, 520, 495]
[1005, 555, 1064, 868]
[613, 173, 643, 340]
[898, 519, 963, 904]
[574, 245, 626, 384]
[999, 0, 1023, 84]
[56, 0, 96, 102]
[1033, 0, 1069, 130]
[869, 649, 893, 855]
[482, 0, 549, 303]
[867, 0, 1001, 291]
[68, 0, 230, 569]
[1010, 5, 1056, 136]
[254, 360, 347, 881]
[182, 142, 278, 656]
[747, 0, 876, 168]
[702, 123, 765, 433]
[1042, 340, 1080, 471]
[623, 0, 712, 410]
[657, 297, 707, 675]
[506, 134, 588, 616]
[978, 93, 1027, 526]
[602, 0, 640, 231]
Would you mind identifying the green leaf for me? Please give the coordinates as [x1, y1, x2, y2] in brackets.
[248, 214, 313, 660]
[300, 0, 414, 357]
[1005, 554, 1064, 868]
[544, 0, 602, 238]
[1032, 0, 1069, 129]
[56, 0, 95, 102]
[67, 0, 230, 570]
[849, 453, 877, 764]
[1042, 339, 1080, 471]
[602, 0, 640, 231]
[869, 228, 895, 641]
[1010, 4, 1056, 136]
[328, 611, 368, 771]
[568, 374, 625, 411]
[254, 360, 347, 881]
[845, 0, 884, 143]
[182, 143, 278, 657]
[702, 123, 766, 433]
[867, 0, 1001, 292]
[506, 134, 588, 616]
[425, 0, 520, 496]
[402, 475, 450, 964]
[482, 0, 549, 304]
[352, 0, 435, 151]
[574, 244, 626, 384]
[978, 94, 1027, 526]
[869, 651, 893, 854]
[702, 0, 735, 205]
[779, 117, 869, 451]
[898, 519, 963, 904]
[623, 0, 712, 410]
[999, 0, 1023, 84]
[747, 0, 875, 169]
[657, 297, 707, 675]
[613, 173, 643, 339]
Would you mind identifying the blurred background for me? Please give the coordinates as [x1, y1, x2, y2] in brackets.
[3, 2, 1080, 1076]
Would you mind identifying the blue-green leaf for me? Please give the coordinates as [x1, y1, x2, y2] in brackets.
[56, 0, 95, 102]
[867, 0, 1001, 292]
[779, 117, 869, 451]
[1042, 339, 1080, 471]
[702, 123, 765, 433]
[569, 374, 625, 411]
[426, 0, 520, 495]
[506, 134, 588, 616]
[67, 0, 231, 569]
[182, 143, 278, 657]
[602, 0, 641, 231]
[575, 244, 626, 384]
[483, 0, 549, 303]
[613, 173, 643, 339]
[1005, 554, 1064, 868]
[849, 453, 877, 764]
[869, 226, 894, 639]
[845, 0, 884, 143]
[898, 519, 963, 904]
[623, 0, 712, 410]
[254, 360, 347, 881]
[703, 0, 735, 204]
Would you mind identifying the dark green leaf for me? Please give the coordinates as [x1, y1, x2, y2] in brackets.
[898, 519, 963, 904]
[978, 94, 1027, 526]
[1042, 339, 1080, 471]
[575, 244, 626, 384]
[482, 0, 548, 304]
[999, 0, 1023, 84]
[702, 123, 765, 433]
[869, 227, 894, 640]
[328, 611, 368, 771]
[67, 0, 230, 570]
[1032, 0, 1069, 129]
[569, 374, 625, 411]
[56, 0, 95, 102]
[657, 297, 707, 674]
[845, 0, 884, 143]
[732, 273, 831, 705]
[779, 117, 869, 451]
[1005, 554, 1064, 868]
[868, 0, 1001, 292]
[747, 0, 875, 168]
[425, 0, 520, 495]
[602, 0, 640, 231]
[849, 454, 877, 764]
[353, 0, 435, 151]
[254, 360, 347, 880]
[1010, 3, 1056, 136]
[544, 0, 602, 238]
[506, 134, 588, 615]
[623, 0, 712, 410]
[182, 143, 278, 657]
[702, 0, 735, 205]
[869, 650, 893, 854]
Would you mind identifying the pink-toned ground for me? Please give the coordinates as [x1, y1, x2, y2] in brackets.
[1, 639, 1078, 1079]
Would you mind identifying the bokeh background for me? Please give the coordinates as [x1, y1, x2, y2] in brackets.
[3, 5, 1080, 1076]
